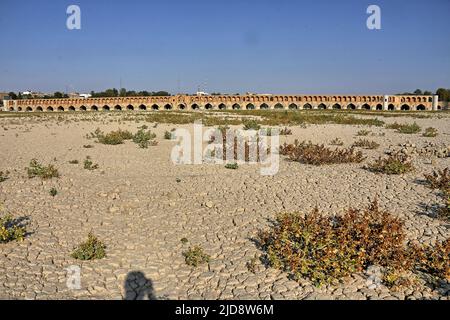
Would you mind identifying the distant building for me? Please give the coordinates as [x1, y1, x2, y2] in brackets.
[79, 93, 92, 99]
[196, 91, 209, 96]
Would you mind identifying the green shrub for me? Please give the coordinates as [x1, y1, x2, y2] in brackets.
[83, 156, 99, 170]
[27, 159, 59, 179]
[183, 245, 210, 267]
[0, 214, 26, 243]
[424, 168, 450, 191]
[225, 163, 239, 170]
[386, 122, 421, 134]
[98, 129, 133, 145]
[280, 140, 365, 165]
[422, 127, 438, 137]
[0, 171, 9, 182]
[71, 232, 106, 260]
[133, 129, 157, 148]
[356, 130, 371, 136]
[243, 120, 261, 131]
[352, 139, 380, 149]
[164, 130, 172, 140]
[49, 188, 57, 197]
[180, 237, 188, 244]
[69, 160, 79, 164]
[367, 154, 414, 175]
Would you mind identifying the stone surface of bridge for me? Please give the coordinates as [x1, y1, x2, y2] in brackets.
[2, 94, 443, 112]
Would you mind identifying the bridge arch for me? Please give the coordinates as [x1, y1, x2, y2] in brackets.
[218, 103, 226, 110]
[114, 105, 122, 111]
[232, 103, 241, 110]
[361, 104, 371, 110]
[91, 105, 99, 111]
[332, 103, 341, 109]
[191, 103, 199, 110]
[36, 106, 43, 112]
[164, 104, 172, 110]
[138, 104, 147, 110]
[57, 106, 65, 112]
[246, 103, 255, 110]
[376, 104, 383, 110]
[388, 104, 395, 110]
[68, 106, 76, 111]
[260, 103, 269, 109]
[401, 104, 410, 111]
[126, 104, 134, 110]
[205, 103, 213, 110]
[80, 106, 87, 111]
[46, 106, 54, 112]
[318, 103, 327, 109]
[274, 103, 284, 109]
[178, 104, 186, 110]
[288, 103, 298, 109]
[151, 104, 160, 110]
[102, 105, 110, 111]
[26, 106, 33, 112]
[347, 104, 356, 110]
[303, 103, 312, 109]
[416, 104, 426, 111]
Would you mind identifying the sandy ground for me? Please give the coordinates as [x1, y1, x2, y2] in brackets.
[0, 111, 449, 300]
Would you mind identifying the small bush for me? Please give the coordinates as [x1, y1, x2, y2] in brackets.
[422, 127, 438, 137]
[413, 239, 450, 281]
[180, 237, 188, 244]
[280, 127, 292, 135]
[352, 139, 380, 150]
[183, 245, 210, 267]
[49, 188, 57, 197]
[0, 214, 26, 243]
[329, 138, 344, 146]
[84, 156, 99, 170]
[133, 129, 157, 148]
[424, 168, 450, 191]
[247, 254, 259, 273]
[356, 130, 371, 136]
[367, 154, 414, 175]
[225, 163, 239, 170]
[83, 144, 94, 149]
[0, 171, 9, 182]
[69, 160, 79, 164]
[164, 130, 172, 140]
[280, 140, 365, 165]
[71, 232, 106, 260]
[93, 129, 133, 145]
[27, 159, 59, 179]
[243, 120, 261, 131]
[386, 122, 421, 134]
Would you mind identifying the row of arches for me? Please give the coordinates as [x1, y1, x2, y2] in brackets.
[8, 103, 437, 112]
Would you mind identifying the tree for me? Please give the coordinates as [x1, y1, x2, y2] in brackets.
[54, 92, 64, 98]
[436, 88, 450, 102]
[423, 91, 432, 95]
[413, 89, 422, 95]
[8, 92, 17, 100]
[119, 88, 127, 97]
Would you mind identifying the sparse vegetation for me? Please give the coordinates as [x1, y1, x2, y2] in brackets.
[49, 187, 57, 197]
[424, 168, 450, 191]
[132, 128, 157, 148]
[183, 245, 210, 267]
[0, 171, 9, 182]
[367, 153, 414, 175]
[225, 163, 239, 170]
[280, 140, 365, 165]
[164, 130, 172, 140]
[246, 254, 259, 273]
[97, 129, 133, 145]
[386, 122, 421, 134]
[71, 232, 106, 260]
[279, 127, 292, 135]
[83, 144, 94, 149]
[352, 139, 380, 150]
[243, 120, 261, 131]
[0, 213, 26, 243]
[180, 237, 188, 244]
[356, 130, 371, 136]
[329, 138, 344, 146]
[422, 127, 438, 137]
[27, 159, 59, 179]
[83, 156, 99, 170]
[257, 199, 450, 286]
[69, 160, 79, 164]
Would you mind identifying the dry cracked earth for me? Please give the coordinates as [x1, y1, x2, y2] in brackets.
[0, 111, 449, 300]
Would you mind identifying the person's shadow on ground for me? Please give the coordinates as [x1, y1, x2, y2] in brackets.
[124, 271, 157, 300]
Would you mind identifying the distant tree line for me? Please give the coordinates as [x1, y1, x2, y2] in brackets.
[397, 88, 450, 102]
[90, 88, 171, 97]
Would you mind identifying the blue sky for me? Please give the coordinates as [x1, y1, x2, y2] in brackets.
[0, 0, 449, 94]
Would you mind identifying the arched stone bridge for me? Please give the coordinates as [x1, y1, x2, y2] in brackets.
[3, 94, 443, 112]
